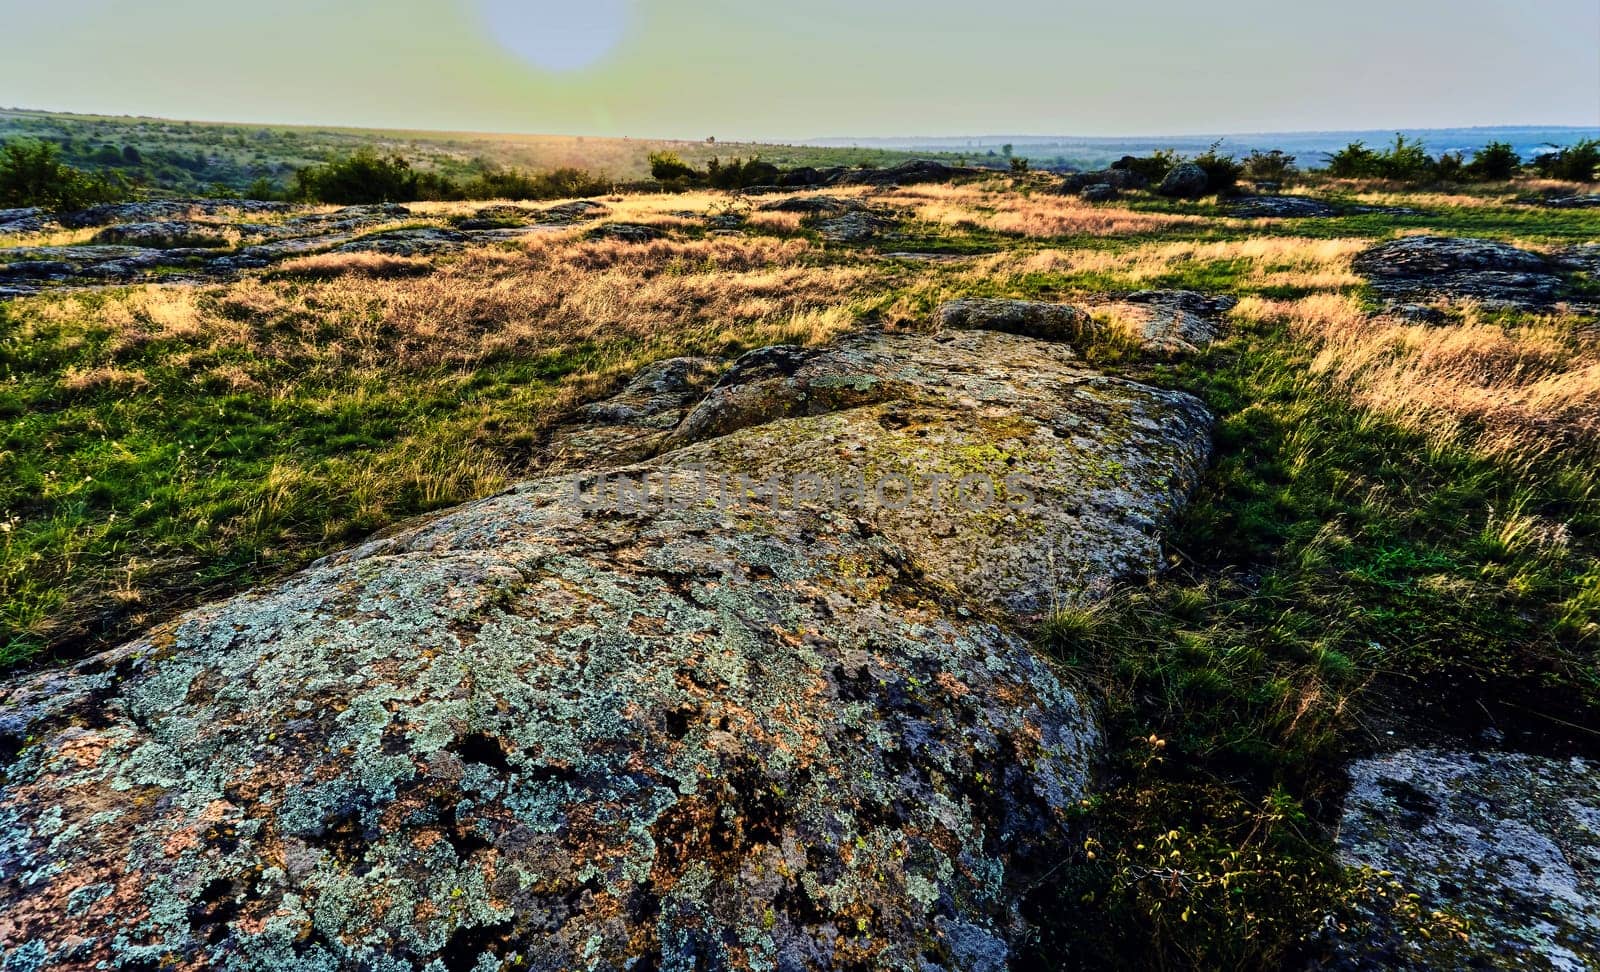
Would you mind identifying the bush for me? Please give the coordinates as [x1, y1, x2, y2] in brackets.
[706, 156, 780, 190]
[1325, 141, 1378, 178]
[1534, 139, 1600, 182]
[1374, 134, 1433, 181]
[459, 165, 609, 200]
[1466, 141, 1521, 181]
[0, 139, 125, 211]
[1112, 150, 1179, 184]
[648, 151, 698, 183]
[292, 149, 422, 204]
[1242, 149, 1296, 184]
[1192, 141, 1244, 194]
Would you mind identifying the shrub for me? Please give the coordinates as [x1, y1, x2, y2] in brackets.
[1466, 141, 1521, 181]
[1192, 141, 1244, 193]
[1434, 151, 1467, 183]
[292, 149, 421, 204]
[1373, 133, 1433, 181]
[1534, 139, 1600, 182]
[706, 156, 780, 190]
[648, 151, 698, 183]
[0, 139, 125, 211]
[1112, 149, 1179, 183]
[459, 165, 609, 200]
[1010, 156, 1031, 173]
[1243, 149, 1296, 184]
[1325, 141, 1379, 178]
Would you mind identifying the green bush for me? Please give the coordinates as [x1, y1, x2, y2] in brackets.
[1466, 141, 1521, 181]
[292, 149, 422, 204]
[1324, 140, 1378, 178]
[1113, 149, 1180, 183]
[1534, 139, 1600, 182]
[648, 151, 698, 183]
[459, 165, 609, 200]
[1193, 142, 1244, 193]
[706, 156, 779, 190]
[0, 139, 126, 211]
[1242, 149, 1296, 184]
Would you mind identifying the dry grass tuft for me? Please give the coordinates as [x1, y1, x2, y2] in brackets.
[1238, 295, 1600, 458]
[273, 252, 434, 279]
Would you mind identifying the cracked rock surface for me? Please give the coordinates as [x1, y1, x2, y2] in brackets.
[0, 320, 1213, 969]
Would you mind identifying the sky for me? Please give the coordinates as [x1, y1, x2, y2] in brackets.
[2, 0, 1597, 140]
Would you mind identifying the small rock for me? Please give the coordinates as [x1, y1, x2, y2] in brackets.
[1079, 183, 1119, 203]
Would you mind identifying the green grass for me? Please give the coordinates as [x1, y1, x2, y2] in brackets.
[1020, 316, 1599, 969]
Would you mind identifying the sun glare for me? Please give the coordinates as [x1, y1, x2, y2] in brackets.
[478, 0, 632, 73]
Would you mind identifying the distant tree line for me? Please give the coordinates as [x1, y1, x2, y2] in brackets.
[1324, 135, 1599, 184]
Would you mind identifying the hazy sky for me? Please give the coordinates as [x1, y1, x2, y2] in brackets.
[3, 0, 1597, 139]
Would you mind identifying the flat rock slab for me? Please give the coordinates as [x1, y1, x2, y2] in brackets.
[1228, 196, 1341, 219]
[0, 327, 1214, 969]
[1353, 236, 1571, 310]
[1337, 749, 1600, 970]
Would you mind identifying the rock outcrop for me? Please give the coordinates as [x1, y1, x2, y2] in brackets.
[1228, 196, 1340, 219]
[1353, 236, 1573, 310]
[1157, 163, 1210, 199]
[1336, 749, 1600, 970]
[0, 323, 1213, 969]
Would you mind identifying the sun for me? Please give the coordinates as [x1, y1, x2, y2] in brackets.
[478, 0, 633, 73]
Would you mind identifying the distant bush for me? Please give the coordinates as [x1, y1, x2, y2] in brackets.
[459, 166, 610, 200]
[292, 149, 424, 204]
[1534, 139, 1600, 182]
[1466, 141, 1521, 181]
[1010, 156, 1031, 173]
[0, 139, 126, 211]
[1191, 142, 1243, 193]
[648, 151, 698, 183]
[1112, 150, 1179, 183]
[706, 157, 780, 189]
[1242, 149, 1296, 184]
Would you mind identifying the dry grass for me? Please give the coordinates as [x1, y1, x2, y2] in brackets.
[882, 182, 1213, 238]
[273, 252, 435, 279]
[967, 236, 1367, 292]
[41, 231, 873, 379]
[1238, 294, 1600, 458]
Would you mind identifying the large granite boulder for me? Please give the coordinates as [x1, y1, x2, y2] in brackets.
[0, 328, 1212, 969]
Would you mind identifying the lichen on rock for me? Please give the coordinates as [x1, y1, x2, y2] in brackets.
[0, 325, 1216, 970]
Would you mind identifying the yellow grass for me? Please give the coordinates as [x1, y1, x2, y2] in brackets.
[1237, 294, 1600, 458]
[883, 182, 1210, 238]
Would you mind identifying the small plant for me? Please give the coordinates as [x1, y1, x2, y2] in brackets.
[1010, 156, 1031, 173]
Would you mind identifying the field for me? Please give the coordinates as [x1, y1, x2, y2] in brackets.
[1, 167, 1597, 966]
